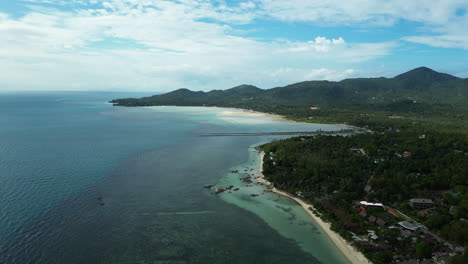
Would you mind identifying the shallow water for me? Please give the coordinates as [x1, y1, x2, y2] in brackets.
[0, 92, 349, 263]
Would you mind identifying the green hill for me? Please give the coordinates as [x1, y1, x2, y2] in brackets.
[110, 67, 468, 131]
[111, 67, 466, 108]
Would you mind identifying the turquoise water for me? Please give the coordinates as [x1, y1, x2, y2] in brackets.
[0, 92, 349, 264]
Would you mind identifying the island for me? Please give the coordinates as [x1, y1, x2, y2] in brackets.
[111, 67, 468, 263]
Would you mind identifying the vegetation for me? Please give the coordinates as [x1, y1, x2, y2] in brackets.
[260, 130, 467, 263]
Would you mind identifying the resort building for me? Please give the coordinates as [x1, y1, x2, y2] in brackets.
[409, 198, 435, 209]
[398, 221, 419, 231]
[360, 201, 384, 208]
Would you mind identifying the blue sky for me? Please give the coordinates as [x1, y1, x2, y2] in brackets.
[0, 0, 468, 92]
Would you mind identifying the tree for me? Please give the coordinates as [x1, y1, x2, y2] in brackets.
[415, 242, 432, 259]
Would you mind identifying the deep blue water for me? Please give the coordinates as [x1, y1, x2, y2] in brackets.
[0, 92, 349, 264]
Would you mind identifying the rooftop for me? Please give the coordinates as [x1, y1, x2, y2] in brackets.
[398, 221, 419, 231]
[409, 198, 434, 204]
[360, 201, 384, 207]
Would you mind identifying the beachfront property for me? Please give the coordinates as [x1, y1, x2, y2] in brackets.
[359, 201, 384, 208]
[409, 198, 435, 209]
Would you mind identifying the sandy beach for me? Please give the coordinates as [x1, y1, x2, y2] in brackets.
[216, 108, 294, 123]
[146, 105, 295, 123]
[334, 123, 373, 134]
[256, 151, 371, 264]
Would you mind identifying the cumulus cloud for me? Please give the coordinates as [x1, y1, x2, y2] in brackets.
[305, 68, 357, 81]
[288, 37, 345, 53]
[266, 67, 358, 84]
[282, 37, 396, 63]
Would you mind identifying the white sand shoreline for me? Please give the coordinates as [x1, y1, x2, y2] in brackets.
[132, 105, 369, 132]
[143, 105, 302, 123]
[256, 151, 371, 264]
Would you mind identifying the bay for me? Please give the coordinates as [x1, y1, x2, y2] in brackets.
[0, 92, 349, 264]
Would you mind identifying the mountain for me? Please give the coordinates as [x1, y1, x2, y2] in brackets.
[110, 67, 468, 114]
[394, 66, 458, 83]
[223, 84, 263, 95]
[393, 67, 460, 91]
[111, 84, 263, 106]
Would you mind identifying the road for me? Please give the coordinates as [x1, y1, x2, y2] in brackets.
[389, 207, 453, 248]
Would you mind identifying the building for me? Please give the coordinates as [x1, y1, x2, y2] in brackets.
[398, 221, 419, 231]
[403, 151, 413, 158]
[409, 198, 435, 209]
[368, 230, 379, 240]
[360, 201, 384, 207]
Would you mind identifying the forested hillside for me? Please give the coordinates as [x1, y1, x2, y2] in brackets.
[111, 67, 467, 111]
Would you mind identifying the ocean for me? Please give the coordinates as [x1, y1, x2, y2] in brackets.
[0, 92, 349, 264]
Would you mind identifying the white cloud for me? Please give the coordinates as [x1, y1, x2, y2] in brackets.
[239, 2, 256, 10]
[0, 0, 400, 91]
[257, 0, 468, 49]
[404, 35, 468, 49]
[305, 68, 357, 81]
[282, 38, 396, 63]
[257, 0, 466, 26]
[266, 67, 358, 84]
[0, 12, 9, 21]
[403, 17, 468, 49]
[287, 36, 345, 53]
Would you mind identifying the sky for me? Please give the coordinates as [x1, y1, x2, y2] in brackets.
[1, 0, 468, 92]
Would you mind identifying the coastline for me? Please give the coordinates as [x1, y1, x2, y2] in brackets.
[141, 105, 298, 123]
[128, 104, 368, 131]
[334, 123, 373, 134]
[213, 106, 295, 123]
[134, 104, 370, 262]
[256, 151, 371, 264]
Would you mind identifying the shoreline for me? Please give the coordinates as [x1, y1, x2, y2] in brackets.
[139, 105, 369, 131]
[334, 123, 373, 134]
[144, 105, 295, 123]
[256, 150, 371, 264]
[118, 104, 370, 262]
[130, 104, 371, 262]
